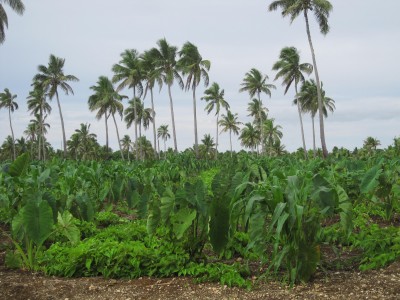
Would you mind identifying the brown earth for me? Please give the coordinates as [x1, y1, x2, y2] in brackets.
[1, 261, 400, 300]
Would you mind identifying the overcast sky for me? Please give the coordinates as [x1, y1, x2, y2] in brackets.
[0, 0, 399, 153]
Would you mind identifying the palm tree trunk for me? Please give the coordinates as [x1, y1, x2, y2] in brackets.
[105, 113, 109, 151]
[295, 83, 308, 159]
[229, 129, 232, 158]
[150, 88, 157, 158]
[304, 10, 328, 158]
[311, 115, 317, 157]
[55, 92, 67, 157]
[163, 139, 166, 159]
[167, 84, 178, 152]
[192, 87, 199, 158]
[8, 109, 16, 160]
[215, 113, 219, 159]
[257, 91, 265, 155]
[112, 113, 124, 160]
[133, 88, 140, 160]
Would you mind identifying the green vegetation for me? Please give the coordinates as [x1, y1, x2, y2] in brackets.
[1, 148, 399, 288]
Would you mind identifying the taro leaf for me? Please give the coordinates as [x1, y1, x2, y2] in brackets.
[194, 179, 207, 217]
[138, 185, 151, 219]
[360, 166, 382, 194]
[23, 200, 53, 247]
[337, 185, 353, 236]
[57, 211, 80, 244]
[147, 199, 161, 237]
[43, 191, 58, 222]
[11, 208, 25, 241]
[75, 194, 94, 222]
[38, 168, 50, 184]
[209, 196, 230, 254]
[172, 207, 196, 239]
[160, 188, 175, 222]
[8, 153, 30, 177]
[312, 174, 337, 215]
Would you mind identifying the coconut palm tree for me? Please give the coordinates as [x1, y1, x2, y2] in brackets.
[178, 41, 211, 158]
[199, 134, 215, 159]
[262, 118, 283, 155]
[239, 68, 276, 154]
[120, 135, 132, 161]
[363, 137, 381, 153]
[157, 124, 170, 159]
[34, 54, 79, 157]
[218, 110, 241, 156]
[0, 88, 18, 160]
[202, 82, 230, 156]
[112, 49, 143, 158]
[150, 38, 183, 152]
[73, 123, 97, 160]
[0, 135, 14, 160]
[141, 49, 162, 157]
[239, 122, 260, 153]
[294, 79, 335, 157]
[247, 98, 268, 126]
[27, 82, 51, 160]
[89, 76, 126, 160]
[268, 0, 333, 158]
[272, 46, 313, 158]
[0, 0, 25, 44]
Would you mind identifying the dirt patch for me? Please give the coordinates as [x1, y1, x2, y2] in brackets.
[1, 261, 400, 300]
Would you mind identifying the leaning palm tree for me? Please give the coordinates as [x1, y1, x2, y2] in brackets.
[269, 0, 333, 157]
[0, 0, 25, 44]
[295, 79, 335, 157]
[0, 88, 18, 160]
[34, 54, 79, 157]
[89, 76, 126, 160]
[150, 38, 184, 152]
[112, 49, 143, 158]
[239, 122, 261, 153]
[202, 82, 230, 157]
[272, 46, 313, 159]
[157, 124, 170, 159]
[239, 68, 276, 153]
[218, 110, 241, 156]
[178, 41, 211, 158]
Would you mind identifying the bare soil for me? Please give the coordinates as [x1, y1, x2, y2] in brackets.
[1, 261, 400, 300]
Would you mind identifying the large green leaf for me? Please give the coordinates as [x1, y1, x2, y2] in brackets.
[57, 211, 80, 244]
[209, 197, 230, 254]
[23, 200, 54, 247]
[172, 208, 196, 239]
[8, 153, 30, 177]
[360, 166, 382, 194]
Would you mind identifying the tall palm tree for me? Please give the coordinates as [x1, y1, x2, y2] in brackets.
[200, 134, 216, 159]
[89, 76, 126, 160]
[141, 50, 162, 157]
[239, 68, 276, 153]
[27, 114, 50, 160]
[112, 49, 143, 158]
[363, 137, 381, 154]
[150, 38, 183, 152]
[202, 82, 230, 156]
[69, 123, 98, 160]
[0, 135, 14, 160]
[0, 88, 18, 160]
[272, 46, 313, 158]
[218, 110, 241, 156]
[34, 54, 79, 157]
[269, 0, 333, 157]
[247, 98, 268, 126]
[295, 79, 335, 157]
[178, 41, 211, 158]
[157, 124, 170, 158]
[0, 0, 25, 44]
[239, 123, 260, 153]
[27, 82, 51, 160]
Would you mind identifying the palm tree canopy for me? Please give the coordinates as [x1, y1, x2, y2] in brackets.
[124, 97, 154, 129]
[0, 88, 18, 111]
[294, 79, 335, 117]
[112, 49, 144, 96]
[239, 122, 260, 150]
[247, 98, 268, 125]
[268, 0, 333, 35]
[27, 85, 51, 116]
[89, 76, 126, 120]
[178, 41, 210, 91]
[141, 49, 162, 96]
[157, 124, 170, 141]
[239, 68, 276, 99]
[202, 82, 230, 115]
[0, 0, 25, 44]
[272, 46, 313, 94]
[150, 38, 183, 88]
[34, 54, 79, 99]
[218, 110, 241, 135]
